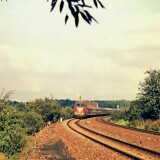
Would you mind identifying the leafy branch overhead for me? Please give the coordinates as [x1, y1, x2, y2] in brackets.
[48, 0, 105, 27]
[1, 0, 105, 27]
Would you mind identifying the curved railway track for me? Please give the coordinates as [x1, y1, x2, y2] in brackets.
[67, 119, 160, 160]
[97, 117, 160, 135]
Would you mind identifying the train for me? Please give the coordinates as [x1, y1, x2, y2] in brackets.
[74, 98, 117, 118]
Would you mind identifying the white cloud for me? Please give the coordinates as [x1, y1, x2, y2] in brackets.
[0, 0, 160, 101]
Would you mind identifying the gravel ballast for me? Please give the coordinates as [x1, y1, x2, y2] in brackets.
[19, 119, 132, 160]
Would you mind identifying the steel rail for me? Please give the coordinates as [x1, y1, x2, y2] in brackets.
[67, 119, 160, 160]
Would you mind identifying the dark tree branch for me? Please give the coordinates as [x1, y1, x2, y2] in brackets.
[1, 0, 105, 27]
[49, 0, 105, 27]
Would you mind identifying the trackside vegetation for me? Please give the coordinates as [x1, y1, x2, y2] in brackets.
[111, 69, 160, 131]
[0, 93, 73, 159]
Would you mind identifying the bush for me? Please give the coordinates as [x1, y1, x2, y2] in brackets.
[115, 119, 129, 126]
[27, 98, 61, 123]
[111, 110, 127, 121]
[60, 106, 73, 120]
[129, 119, 145, 129]
[145, 120, 160, 131]
[0, 106, 27, 156]
[126, 119, 160, 131]
[19, 111, 44, 135]
[0, 130, 27, 156]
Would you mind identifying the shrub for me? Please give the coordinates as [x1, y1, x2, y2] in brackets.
[145, 120, 160, 131]
[60, 106, 73, 120]
[129, 119, 145, 129]
[19, 111, 44, 135]
[111, 111, 126, 121]
[115, 119, 129, 126]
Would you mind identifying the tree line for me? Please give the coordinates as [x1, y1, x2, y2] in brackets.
[57, 99, 130, 108]
[96, 100, 130, 108]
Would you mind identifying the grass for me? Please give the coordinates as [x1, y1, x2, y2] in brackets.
[18, 135, 39, 158]
[114, 118, 160, 131]
[115, 119, 129, 126]
[144, 119, 160, 131]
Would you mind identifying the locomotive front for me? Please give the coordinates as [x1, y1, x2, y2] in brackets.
[74, 103, 87, 118]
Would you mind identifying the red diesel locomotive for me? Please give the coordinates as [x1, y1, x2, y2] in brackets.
[74, 98, 116, 118]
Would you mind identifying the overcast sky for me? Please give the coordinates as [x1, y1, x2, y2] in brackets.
[0, 0, 160, 101]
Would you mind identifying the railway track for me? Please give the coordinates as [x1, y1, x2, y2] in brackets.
[67, 119, 160, 160]
[97, 117, 160, 135]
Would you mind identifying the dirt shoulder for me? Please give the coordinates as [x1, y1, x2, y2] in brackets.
[19, 123, 74, 160]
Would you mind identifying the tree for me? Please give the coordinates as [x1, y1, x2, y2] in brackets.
[137, 69, 160, 119]
[58, 99, 75, 107]
[60, 106, 73, 119]
[126, 100, 143, 121]
[97, 100, 130, 108]
[1, 0, 105, 27]
[0, 89, 14, 103]
[19, 111, 44, 135]
[27, 98, 61, 122]
[127, 69, 160, 120]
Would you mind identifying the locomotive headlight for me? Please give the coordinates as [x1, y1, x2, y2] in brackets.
[78, 108, 83, 113]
